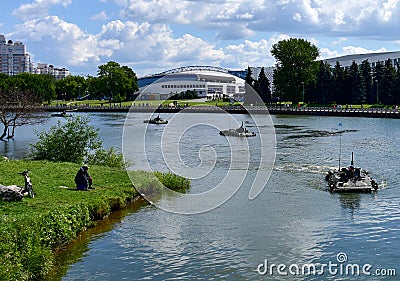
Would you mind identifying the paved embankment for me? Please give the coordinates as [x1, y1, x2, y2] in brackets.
[41, 105, 400, 118]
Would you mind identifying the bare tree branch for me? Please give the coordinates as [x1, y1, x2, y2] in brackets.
[0, 88, 46, 140]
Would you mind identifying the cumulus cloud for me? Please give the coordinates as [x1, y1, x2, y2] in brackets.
[12, 0, 72, 20]
[120, 0, 192, 24]
[117, 0, 400, 40]
[13, 16, 114, 66]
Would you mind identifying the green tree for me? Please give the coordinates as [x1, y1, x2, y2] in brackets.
[97, 61, 138, 102]
[332, 62, 347, 104]
[55, 75, 86, 100]
[10, 73, 56, 104]
[380, 59, 397, 104]
[121, 65, 139, 100]
[360, 60, 374, 104]
[393, 64, 400, 104]
[86, 75, 103, 100]
[254, 67, 271, 103]
[373, 61, 384, 105]
[346, 61, 366, 104]
[30, 116, 102, 163]
[245, 66, 254, 87]
[314, 61, 334, 104]
[271, 38, 319, 102]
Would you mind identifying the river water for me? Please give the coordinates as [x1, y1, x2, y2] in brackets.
[2, 112, 399, 280]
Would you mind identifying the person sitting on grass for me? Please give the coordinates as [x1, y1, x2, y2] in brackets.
[75, 164, 93, 190]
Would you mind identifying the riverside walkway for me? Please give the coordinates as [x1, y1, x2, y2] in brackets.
[41, 104, 400, 119]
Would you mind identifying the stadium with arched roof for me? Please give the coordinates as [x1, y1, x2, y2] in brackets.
[137, 66, 246, 101]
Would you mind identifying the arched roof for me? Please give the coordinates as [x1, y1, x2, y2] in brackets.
[138, 66, 242, 88]
[156, 65, 230, 76]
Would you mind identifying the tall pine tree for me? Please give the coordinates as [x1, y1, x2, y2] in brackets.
[347, 61, 365, 104]
[360, 60, 373, 104]
[255, 67, 272, 103]
[314, 61, 334, 104]
[332, 62, 347, 104]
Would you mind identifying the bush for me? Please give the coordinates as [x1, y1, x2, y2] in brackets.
[30, 116, 102, 163]
[29, 116, 126, 169]
[154, 171, 191, 191]
[86, 147, 126, 169]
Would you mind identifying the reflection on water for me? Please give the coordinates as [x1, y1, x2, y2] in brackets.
[11, 113, 397, 281]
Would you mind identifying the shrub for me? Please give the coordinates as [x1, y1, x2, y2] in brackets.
[29, 116, 126, 169]
[30, 116, 102, 163]
[86, 147, 126, 169]
[154, 172, 191, 191]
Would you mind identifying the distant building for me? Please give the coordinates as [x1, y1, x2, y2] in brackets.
[0, 34, 31, 75]
[0, 34, 70, 79]
[35, 63, 70, 80]
[324, 51, 400, 68]
[138, 66, 245, 100]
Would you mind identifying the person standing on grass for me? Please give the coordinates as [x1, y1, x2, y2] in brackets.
[75, 164, 93, 190]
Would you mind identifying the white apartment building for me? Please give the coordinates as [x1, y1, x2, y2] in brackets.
[0, 34, 69, 79]
[0, 34, 31, 75]
[35, 63, 70, 80]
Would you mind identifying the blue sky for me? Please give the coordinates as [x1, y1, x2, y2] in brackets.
[2, 0, 400, 77]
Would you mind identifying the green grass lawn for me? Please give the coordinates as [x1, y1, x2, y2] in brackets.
[0, 160, 189, 281]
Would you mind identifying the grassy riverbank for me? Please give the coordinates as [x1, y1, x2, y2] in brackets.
[0, 160, 189, 281]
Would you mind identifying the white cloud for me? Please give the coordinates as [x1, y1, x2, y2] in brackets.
[7, 0, 400, 76]
[13, 16, 114, 66]
[10, 14, 285, 76]
[90, 11, 109, 21]
[332, 37, 347, 45]
[319, 46, 388, 60]
[117, 0, 400, 40]
[12, 0, 72, 20]
[121, 0, 192, 24]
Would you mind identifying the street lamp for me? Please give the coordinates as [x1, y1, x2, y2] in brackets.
[375, 79, 379, 105]
[301, 82, 305, 103]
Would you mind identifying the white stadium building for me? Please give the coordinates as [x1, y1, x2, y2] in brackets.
[137, 66, 245, 100]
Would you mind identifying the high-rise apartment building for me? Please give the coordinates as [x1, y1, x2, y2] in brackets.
[0, 34, 31, 75]
[0, 34, 70, 79]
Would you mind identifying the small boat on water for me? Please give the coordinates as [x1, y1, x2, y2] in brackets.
[51, 108, 77, 117]
[148, 115, 168, 124]
[219, 122, 256, 137]
[325, 153, 378, 193]
[51, 111, 71, 117]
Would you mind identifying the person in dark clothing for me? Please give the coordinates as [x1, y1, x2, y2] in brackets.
[75, 165, 93, 190]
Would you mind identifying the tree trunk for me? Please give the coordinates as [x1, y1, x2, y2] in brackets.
[0, 125, 8, 141]
[7, 126, 15, 139]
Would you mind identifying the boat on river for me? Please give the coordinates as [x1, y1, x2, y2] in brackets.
[51, 108, 77, 117]
[325, 153, 378, 193]
[147, 115, 168, 124]
[219, 122, 256, 137]
[51, 112, 72, 117]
